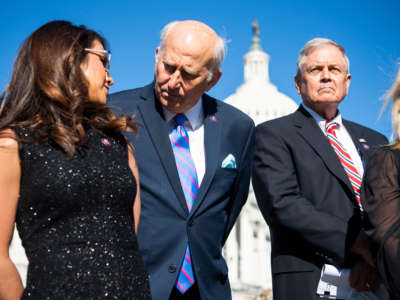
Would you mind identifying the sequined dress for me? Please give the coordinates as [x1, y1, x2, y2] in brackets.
[15, 127, 151, 300]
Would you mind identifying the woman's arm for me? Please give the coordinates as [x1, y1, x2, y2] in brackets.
[362, 147, 400, 293]
[127, 144, 141, 234]
[0, 130, 23, 299]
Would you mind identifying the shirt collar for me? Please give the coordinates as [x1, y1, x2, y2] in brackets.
[163, 97, 204, 130]
[302, 103, 343, 131]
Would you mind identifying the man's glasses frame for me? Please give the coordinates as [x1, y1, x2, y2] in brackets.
[84, 48, 112, 72]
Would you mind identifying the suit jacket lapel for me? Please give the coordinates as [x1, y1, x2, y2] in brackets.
[137, 85, 189, 215]
[294, 106, 354, 193]
[343, 120, 367, 167]
[190, 94, 221, 216]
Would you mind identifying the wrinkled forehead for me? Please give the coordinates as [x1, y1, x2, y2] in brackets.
[305, 44, 347, 66]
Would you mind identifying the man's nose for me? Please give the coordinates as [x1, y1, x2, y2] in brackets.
[321, 67, 331, 81]
[168, 71, 181, 89]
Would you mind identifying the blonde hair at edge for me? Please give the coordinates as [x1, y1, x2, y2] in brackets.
[382, 67, 400, 146]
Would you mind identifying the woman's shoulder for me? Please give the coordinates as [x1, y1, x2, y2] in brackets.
[0, 128, 18, 150]
[372, 145, 400, 160]
[5, 125, 37, 141]
[367, 145, 400, 172]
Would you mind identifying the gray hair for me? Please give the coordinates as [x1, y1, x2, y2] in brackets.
[296, 38, 350, 77]
[158, 21, 226, 82]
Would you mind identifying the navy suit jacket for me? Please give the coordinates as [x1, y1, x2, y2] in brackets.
[252, 105, 388, 300]
[109, 83, 255, 300]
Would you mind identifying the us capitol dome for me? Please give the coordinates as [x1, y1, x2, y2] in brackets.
[224, 20, 298, 125]
[224, 20, 298, 300]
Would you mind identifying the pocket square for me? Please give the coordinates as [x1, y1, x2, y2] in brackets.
[221, 154, 237, 169]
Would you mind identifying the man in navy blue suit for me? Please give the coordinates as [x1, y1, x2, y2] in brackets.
[109, 20, 255, 300]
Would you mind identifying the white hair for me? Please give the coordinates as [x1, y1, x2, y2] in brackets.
[296, 38, 350, 77]
[158, 21, 226, 82]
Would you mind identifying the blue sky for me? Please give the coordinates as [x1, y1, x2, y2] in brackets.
[1, 0, 399, 138]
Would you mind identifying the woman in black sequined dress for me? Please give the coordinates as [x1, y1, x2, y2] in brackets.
[0, 21, 151, 299]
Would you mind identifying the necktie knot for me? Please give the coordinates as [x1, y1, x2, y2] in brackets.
[326, 121, 338, 135]
[174, 114, 188, 127]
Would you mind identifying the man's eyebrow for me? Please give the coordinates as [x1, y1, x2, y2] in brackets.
[162, 57, 173, 65]
[182, 67, 200, 76]
[306, 64, 322, 69]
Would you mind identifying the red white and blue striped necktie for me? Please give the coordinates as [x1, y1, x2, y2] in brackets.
[170, 113, 198, 293]
[325, 121, 363, 212]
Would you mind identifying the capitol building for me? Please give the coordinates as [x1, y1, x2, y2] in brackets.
[223, 20, 298, 300]
[9, 20, 298, 300]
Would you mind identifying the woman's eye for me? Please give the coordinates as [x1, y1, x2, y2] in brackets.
[100, 57, 107, 67]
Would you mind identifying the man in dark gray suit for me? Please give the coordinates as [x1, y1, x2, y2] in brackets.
[109, 20, 254, 300]
[252, 38, 387, 300]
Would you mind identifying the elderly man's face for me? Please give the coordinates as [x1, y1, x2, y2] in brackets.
[154, 23, 221, 113]
[295, 44, 351, 112]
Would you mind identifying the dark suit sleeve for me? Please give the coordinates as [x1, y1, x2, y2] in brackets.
[252, 123, 359, 266]
[222, 123, 255, 244]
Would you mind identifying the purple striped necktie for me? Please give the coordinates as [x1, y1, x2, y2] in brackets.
[325, 121, 363, 212]
[170, 113, 198, 294]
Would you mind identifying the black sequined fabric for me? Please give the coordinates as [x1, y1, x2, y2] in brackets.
[14, 127, 151, 300]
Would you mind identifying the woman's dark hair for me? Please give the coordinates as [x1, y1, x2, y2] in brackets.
[0, 20, 137, 157]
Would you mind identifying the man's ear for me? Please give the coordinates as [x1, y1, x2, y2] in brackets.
[345, 73, 351, 94]
[206, 69, 222, 91]
[155, 47, 160, 63]
[294, 74, 302, 95]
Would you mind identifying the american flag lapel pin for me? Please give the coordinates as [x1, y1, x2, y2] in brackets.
[358, 138, 370, 149]
[210, 115, 218, 122]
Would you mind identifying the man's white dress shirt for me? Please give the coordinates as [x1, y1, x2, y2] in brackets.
[303, 104, 364, 176]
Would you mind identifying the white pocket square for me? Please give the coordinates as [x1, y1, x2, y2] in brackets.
[221, 154, 237, 169]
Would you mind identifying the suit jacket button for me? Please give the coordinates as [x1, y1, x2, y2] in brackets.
[168, 265, 177, 273]
[188, 219, 194, 227]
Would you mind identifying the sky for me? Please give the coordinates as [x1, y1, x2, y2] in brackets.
[1, 0, 399, 138]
